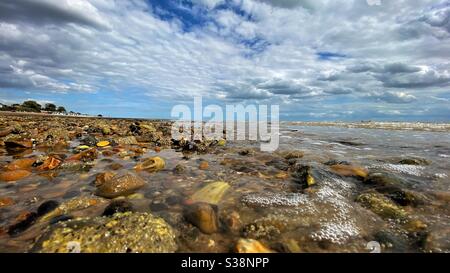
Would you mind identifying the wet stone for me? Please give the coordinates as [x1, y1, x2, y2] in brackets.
[184, 202, 219, 234]
[32, 212, 177, 253]
[8, 212, 38, 236]
[95, 172, 145, 199]
[37, 200, 60, 217]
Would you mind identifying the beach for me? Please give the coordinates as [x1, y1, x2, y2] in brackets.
[0, 113, 449, 253]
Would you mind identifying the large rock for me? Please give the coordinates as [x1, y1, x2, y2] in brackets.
[32, 212, 177, 253]
[95, 172, 145, 198]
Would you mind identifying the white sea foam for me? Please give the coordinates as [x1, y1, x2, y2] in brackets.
[370, 163, 425, 176]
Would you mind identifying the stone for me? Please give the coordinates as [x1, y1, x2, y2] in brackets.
[134, 156, 165, 172]
[0, 170, 32, 182]
[199, 161, 209, 170]
[234, 238, 274, 253]
[8, 212, 38, 236]
[5, 139, 33, 149]
[96, 172, 145, 198]
[398, 158, 430, 166]
[280, 150, 304, 160]
[292, 165, 316, 188]
[37, 156, 62, 171]
[81, 135, 98, 147]
[173, 164, 186, 174]
[356, 192, 408, 220]
[190, 181, 230, 205]
[37, 200, 60, 217]
[40, 196, 106, 222]
[184, 202, 219, 234]
[96, 141, 110, 147]
[376, 186, 428, 207]
[4, 157, 36, 171]
[0, 197, 14, 208]
[115, 136, 138, 145]
[68, 148, 98, 162]
[330, 164, 368, 179]
[32, 212, 177, 253]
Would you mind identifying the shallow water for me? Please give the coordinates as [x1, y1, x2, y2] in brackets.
[0, 118, 449, 253]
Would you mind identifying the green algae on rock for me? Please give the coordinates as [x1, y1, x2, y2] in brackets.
[190, 181, 230, 205]
[356, 192, 408, 220]
[32, 212, 177, 253]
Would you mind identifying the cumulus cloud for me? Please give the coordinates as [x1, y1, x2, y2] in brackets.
[368, 91, 417, 104]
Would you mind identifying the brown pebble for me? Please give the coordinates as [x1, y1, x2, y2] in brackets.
[184, 202, 219, 234]
[0, 197, 14, 208]
[199, 161, 209, 170]
[0, 170, 32, 182]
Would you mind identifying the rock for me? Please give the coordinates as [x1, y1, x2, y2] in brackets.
[330, 164, 368, 179]
[238, 149, 255, 156]
[376, 186, 428, 207]
[96, 172, 145, 198]
[40, 196, 106, 222]
[5, 139, 33, 149]
[37, 200, 60, 217]
[364, 172, 406, 187]
[398, 158, 430, 166]
[115, 136, 138, 145]
[224, 211, 241, 232]
[173, 164, 186, 174]
[134, 156, 165, 172]
[0, 170, 32, 182]
[184, 202, 219, 234]
[8, 212, 38, 236]
[190, 181, 230, 205]
[324, 160, 351, 166]
[81, 135, 98, 146]
[37, 156, 62, 171]
[94, 172, 116, 187]
[356, 192, 408, 220]
[32, 212, 177, 253]
[0, 197, 14, 208]
[96, 141, 110, 147]
[68, 148, 98, 162]
[291, 165, 316, 188]
[103, 200, 134, 216]
[0, 128, 12, 137]
[280, 150, 304, 160]
[235, 238, 274, 253]
[4, 157, 36, 171]
[199, 161, 209, 170]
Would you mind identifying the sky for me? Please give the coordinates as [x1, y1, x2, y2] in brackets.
[0, 0, 449, 121]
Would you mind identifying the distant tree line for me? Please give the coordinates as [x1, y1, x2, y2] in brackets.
[0, 100, 67, 113]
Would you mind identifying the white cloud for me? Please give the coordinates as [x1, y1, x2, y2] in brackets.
[0, 0, 448, 120]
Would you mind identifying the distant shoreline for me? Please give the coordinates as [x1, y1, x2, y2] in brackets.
[1, 111, 449, 132]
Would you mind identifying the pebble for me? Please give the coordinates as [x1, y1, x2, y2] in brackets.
[0, 170, 32, 182]
[96, 172, 146, 198]
[184, 202, 219, 234]
[234, 238, 274, 253]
